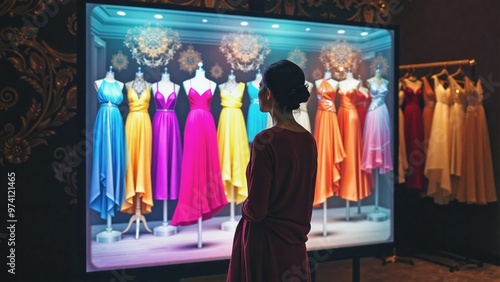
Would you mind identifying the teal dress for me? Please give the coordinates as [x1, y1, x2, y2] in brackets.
[246, 82, 268, 143]
[89, 80, 127, 220]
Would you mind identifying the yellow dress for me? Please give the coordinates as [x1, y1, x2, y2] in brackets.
[217, 82, 250, 204]
[121, 84, 153, 214]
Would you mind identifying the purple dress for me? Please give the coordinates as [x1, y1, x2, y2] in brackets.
[171, 81, 228, 226]
[151, 83, 182, 200]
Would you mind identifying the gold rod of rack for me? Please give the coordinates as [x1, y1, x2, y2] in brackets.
[399, 59, 476, 70]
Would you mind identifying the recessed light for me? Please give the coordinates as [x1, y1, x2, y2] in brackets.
[240, 21, 249, 26]
[337, 29, 345, 34]
[360, 31, 369, 36]
[116, 11, 126, 16]
[202, 19, 208, 23]
[272, 24, 280, 29]
[154, 14, 163, 19]
[305, 27, 311, 31]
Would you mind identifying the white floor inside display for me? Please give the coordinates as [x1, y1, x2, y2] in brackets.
[88, 205, 391, 271]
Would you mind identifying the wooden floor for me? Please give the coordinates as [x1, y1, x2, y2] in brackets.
[88, 206, 391, 272]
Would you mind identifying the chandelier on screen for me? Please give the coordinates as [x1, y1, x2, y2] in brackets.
[124, 22, 182, 68]
[220, 29, 271, 72]
[320, 39, 362, 79]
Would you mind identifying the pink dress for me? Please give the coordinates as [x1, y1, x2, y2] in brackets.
[171, 82, 228, 226]
[362, 79, 393, 174]
[151, 83, 182, 200]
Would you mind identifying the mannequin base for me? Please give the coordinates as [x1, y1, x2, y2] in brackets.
[367, 210, 389, 222]
[154, 224, 177, 237]
[221, 220, 239, 232]
[96, 230, 121, 243]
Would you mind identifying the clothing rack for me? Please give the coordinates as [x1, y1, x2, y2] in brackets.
[399, 59, 476, 70]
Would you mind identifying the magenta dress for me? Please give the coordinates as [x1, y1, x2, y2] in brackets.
[171, 83, 228, 226]
[362, 80, 393, 174]
[151, 83, 182, 200]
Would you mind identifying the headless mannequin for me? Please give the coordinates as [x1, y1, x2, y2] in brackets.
[368, 68, 389, 91]
[315, 67, 338, 91]
[401, 69, 422, 93]
[126, 67, 150, 97]
[219, 70, 239, 94]
[183, 62, 216, 96]
[338, 70, 360, 93]
[152, 68, 180, 98]
[358, 74, 370, 99]
[95, 66, 124, 91]
[249, 69, 262, 90]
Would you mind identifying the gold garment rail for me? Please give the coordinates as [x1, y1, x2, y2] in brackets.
[399, 59, 476, 70]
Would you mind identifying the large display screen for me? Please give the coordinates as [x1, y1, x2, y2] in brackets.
[84, 2, 396, 272]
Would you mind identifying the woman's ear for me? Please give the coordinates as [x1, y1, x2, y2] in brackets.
[266, 89, 272, 101]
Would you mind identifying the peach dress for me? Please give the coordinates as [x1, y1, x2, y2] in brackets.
[421, 77, 435, 154]
[313, 79, 346, 205]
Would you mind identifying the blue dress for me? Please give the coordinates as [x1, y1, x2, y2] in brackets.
[89, 80, 127, 220]
[246, 82, 268, 142]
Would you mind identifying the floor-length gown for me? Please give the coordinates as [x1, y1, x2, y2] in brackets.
[448, 76, 465, 195]
[457, 78, 497, 204]
[122, 84, 153, 214]
[313, 79, 346, 205]
[294, 101, 312, 132]
[217, 82, 250, 204]
[403, 83, 425, 191]
[398, 88, 408, 183]
[151, 83, 182, 200]
[90, 80, 127, 220]
[356, 89, 371, 132]
[422, 76, 436, 154]
[246, 82, 268, 142]
[338, 88, 372, 201]
[424, 75, 452, 204]
[171, 82, 228, 226]
[362, 80, 393, 176]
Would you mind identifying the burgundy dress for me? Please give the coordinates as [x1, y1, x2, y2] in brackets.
[227, 127, 318, 282]
[403, 86, 425, 191]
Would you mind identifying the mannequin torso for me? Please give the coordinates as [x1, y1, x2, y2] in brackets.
[183, 69, 216, 96]
[152, 74, 179, 101]
[338, 72, 360, 94]
[95, 72, 124, 91]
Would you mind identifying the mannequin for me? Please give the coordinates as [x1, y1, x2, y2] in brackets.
[338, 69, 360, 93]
[122, 67, 154, 239]
[315, 65, 339, 91]
[246, 69, 267, 143]
[151, 67, 181, 237]
[90, 66, 126, 243]
[292, 81, 313, 132]
[217, 69, 250, 232]
[173, 62, 227, 248]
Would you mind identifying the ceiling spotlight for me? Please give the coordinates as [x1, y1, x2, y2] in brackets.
[337, 29, 346, 34]
[202, 19, 208, 23]
[272, 24, 280, 29]
[305, 27, 311, 31]
[240, 21, 249, 26]
[117, 11, 126, 16]
[360, 31, 369, 36]
[154, 14, 163, 19]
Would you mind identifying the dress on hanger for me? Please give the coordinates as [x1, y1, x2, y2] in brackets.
[171, 81, 228, 226]
[313, 79, 346, 205]
[122, 83, 153, 214]
[422, 76, 436, 154]
[356, 89, 371, 132]
[398, 88, 408, 184]
[246, 82, 268, 142]
[403, 82, 425, 191]
[293, 101, 312, 132]
[338, 87, 371, 201]
[457, 78, 497, 204]
[217, 82, 250, 204]
[90, 80, 126, 219]
[424, 75, 451, 204]
[151, 83, 182, 200]
[448, 76, 465, 194]
[362, 80, 393, 175]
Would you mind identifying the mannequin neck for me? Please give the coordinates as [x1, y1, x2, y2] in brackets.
[324, 71, 332, 79]
[345, 72, 354, 80]
[105, 72, 115, 81]
[161, 74, 171, 83]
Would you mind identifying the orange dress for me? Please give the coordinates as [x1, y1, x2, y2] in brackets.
[338, 88, 371, 201]
[313, 79, 346, 205]
[421, 77, 435, 154]
[122, 84, 154, 214]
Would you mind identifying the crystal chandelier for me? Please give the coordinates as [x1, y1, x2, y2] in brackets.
[370, 53, 389, 76]
[319, 40, 362, 80]
[124, 22, 182, 68]
[219, 30, 270, 72]
[287, 48, 307, 69]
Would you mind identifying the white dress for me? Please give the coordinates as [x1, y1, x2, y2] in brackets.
[425, 75, 452, 204]
[448, 76, 466, 194]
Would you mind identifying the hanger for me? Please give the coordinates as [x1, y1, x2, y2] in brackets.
[449, 65, 467, 85]
[432, 65, 449, 79]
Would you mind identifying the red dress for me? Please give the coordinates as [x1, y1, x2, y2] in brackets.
[403, 86, 425, 191]
[227, 127, 317, 282]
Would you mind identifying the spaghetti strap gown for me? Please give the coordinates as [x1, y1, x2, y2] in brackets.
[338, 88, 372, 201]
[122, 84, 153, 214]
[457, 78, 497, 204]
[448, 76, 465, 195]
[89, 80, 127, 220]
[361, 80, 393, 175]
[171, 82, 228, 226]
[246, 82, 268, 142]
[398, 89, 408, 183]
[217, 82, 250, 204]
[403, 84, 425, 191]
[425, 75, 452, 204]
[422, 76, 436, 154]
[122, 85, 153, 214]
[313, 79, 346, 205]
[151, 83, 182, 200]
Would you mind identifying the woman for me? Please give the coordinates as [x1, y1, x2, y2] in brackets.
[227, 60, 318, 282]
